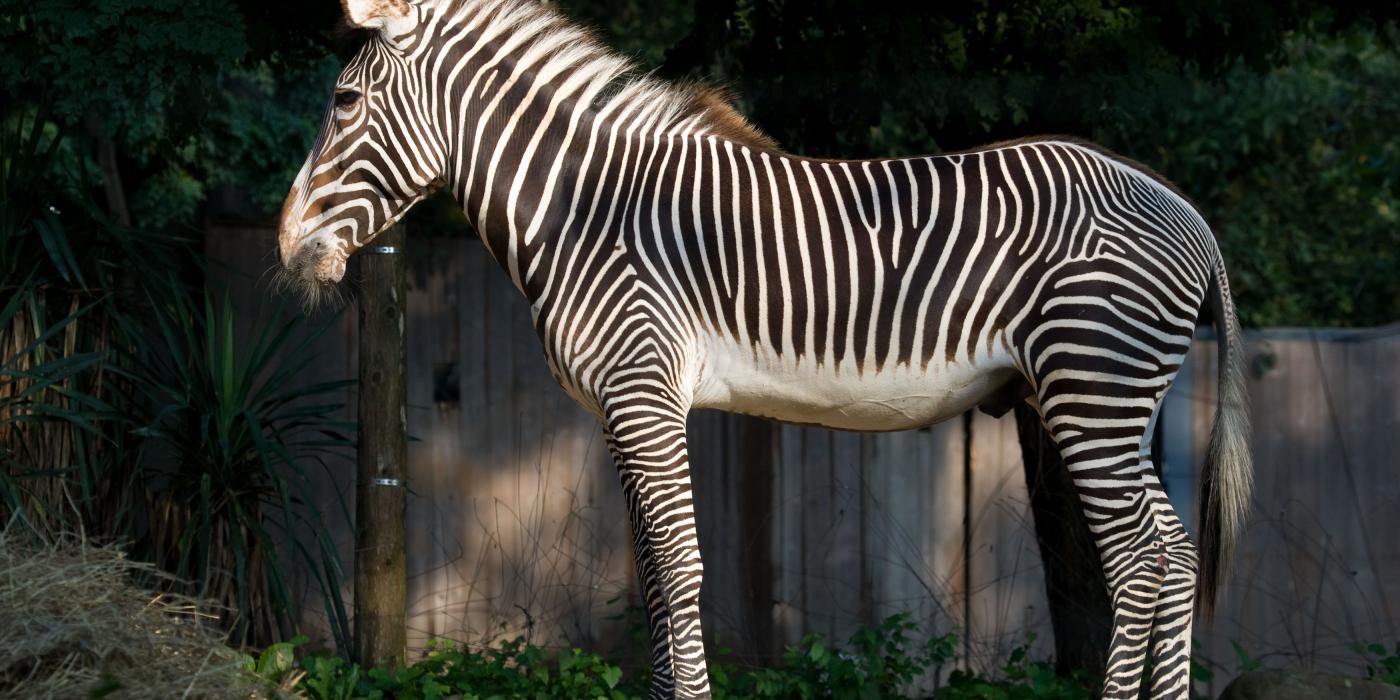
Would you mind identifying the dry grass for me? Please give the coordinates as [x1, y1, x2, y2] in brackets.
[0, 527, 277, 699]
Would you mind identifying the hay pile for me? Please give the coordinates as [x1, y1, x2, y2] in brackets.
[0, 530, 274, 699]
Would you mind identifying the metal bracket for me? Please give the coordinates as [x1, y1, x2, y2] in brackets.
[369, 477, 404, 488]
[366, 245, 400, 255]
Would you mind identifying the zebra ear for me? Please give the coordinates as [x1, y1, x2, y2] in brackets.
[340, 0, 417, 34]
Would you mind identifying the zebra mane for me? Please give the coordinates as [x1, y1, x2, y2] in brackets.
[439, 0, 776, 150]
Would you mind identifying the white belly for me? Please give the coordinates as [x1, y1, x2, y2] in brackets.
[692, 337, 1017, 432]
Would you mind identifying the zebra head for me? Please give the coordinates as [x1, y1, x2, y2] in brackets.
[278, 0, 447, 290]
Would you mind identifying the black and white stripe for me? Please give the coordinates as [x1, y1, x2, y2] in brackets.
[279, 2, 1252, 698]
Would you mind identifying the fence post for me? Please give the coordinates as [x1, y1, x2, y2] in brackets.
[354, 224, 407, 668]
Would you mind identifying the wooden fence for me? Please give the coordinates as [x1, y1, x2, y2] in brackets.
[208, 225, 1399, 690]
[1174, 324, 1400, 694]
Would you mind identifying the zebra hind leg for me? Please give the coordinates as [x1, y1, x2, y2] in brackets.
[1025, 306, 1197, 698]
[1141, 445, 1197, 697]
[1036, 385, 1197, 699]
[602, 395, 709, 699]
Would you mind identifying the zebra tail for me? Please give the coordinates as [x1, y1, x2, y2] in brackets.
[1196, 257, 1253, 619]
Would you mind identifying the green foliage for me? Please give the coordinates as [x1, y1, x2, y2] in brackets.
[562, 0, 695, 68]
[0, 0, 340, 225]
[0, 273, 356, 652]
[254, 635, 307, 683]
[212, 626, 1400, 699]
[0, 111, 66, 277]
[0, 0, 245, 126]
[1357, 641, 1400, 686]
[0, 280, 107, 518]
[0, 0, 248, 225]
[279, 615, 1095, 700]
[0, 108, 177, 292]
[6, 0, 1396, 324]
[0, 103, 169, 537]
[1128, 28, 1400, 327]
[270, 631, 1399, 699]
[1190, 638, 1400, 692]
[293, 639, 632, 700]
[715, 614, 953, 699]
[201, 58, 343, 215]
[3, 1, 356, 658]
[641, 1, 1367, 159]
[938, 638, 1097, 700]
[116, 280, 355, 647]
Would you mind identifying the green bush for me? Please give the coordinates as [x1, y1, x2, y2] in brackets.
[267, 615, 1097, 700]
[118, 282, 355, 648]
[1358, 641, 1400, 687]
[290, 639, 630, 700]
[713, 614, 956, 699]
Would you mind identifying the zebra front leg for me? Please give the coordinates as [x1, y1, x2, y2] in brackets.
[603, 398, 709, 699]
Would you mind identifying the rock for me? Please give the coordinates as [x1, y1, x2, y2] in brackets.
[1220, 670, 1400, 700]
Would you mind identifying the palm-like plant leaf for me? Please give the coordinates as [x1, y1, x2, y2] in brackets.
[118, 274, 354, 649]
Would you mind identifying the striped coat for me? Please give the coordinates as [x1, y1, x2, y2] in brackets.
[278, 2, 1252, 698]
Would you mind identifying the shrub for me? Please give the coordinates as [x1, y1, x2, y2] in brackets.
[1357, 641, 1400, 687]
[275, 615, 1098, 700]
[289, 639, 631, 700]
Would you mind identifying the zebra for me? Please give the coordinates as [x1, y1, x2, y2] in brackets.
[277, 1, 1252, 698]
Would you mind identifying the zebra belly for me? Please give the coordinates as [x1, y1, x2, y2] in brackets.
[693, 339, 1018, 432]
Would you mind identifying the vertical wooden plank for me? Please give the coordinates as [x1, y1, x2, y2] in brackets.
[860, 424, 966, 652]
[403, 237, 464, 651]
[455, 237, 489, 644]
[794, 427, 829, 639]
[478, 233, 520, 642]
[739, 415, 778, 659]
[434, 241, 461, 646]
[1332, 336, 1397, 637]
[1346, 335, 1400, 637]
[826, 431, 866, 643]
[689, 411, 729, 649]
[402, 239, 428, 651]
[692, 411, 778, 662]
[967, 410, 1052, 672]
[770, 424, 804, 648]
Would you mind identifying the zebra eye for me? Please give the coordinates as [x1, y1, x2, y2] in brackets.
[334, 90, 362, 108]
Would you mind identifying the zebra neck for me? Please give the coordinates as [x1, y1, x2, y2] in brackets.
[445, 77, 723, 306]
[440, 63, 622, 299]
[430, 0, 765, 304]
